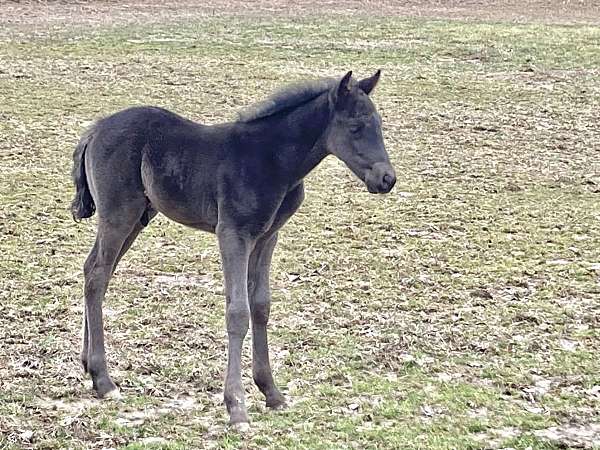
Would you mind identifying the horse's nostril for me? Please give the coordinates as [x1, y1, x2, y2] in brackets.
[380, 173, 396, 193]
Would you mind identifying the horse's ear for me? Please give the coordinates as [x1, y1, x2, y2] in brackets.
[359, 69, 381, 95]
[337, 71, 353, 98]
[331, 71, 353, 109]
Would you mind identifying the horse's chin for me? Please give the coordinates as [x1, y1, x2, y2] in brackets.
[366, 184, 379, 194]
[365, 179, 394, 194]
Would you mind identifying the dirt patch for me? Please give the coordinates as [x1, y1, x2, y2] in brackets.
[475, 424, 600, 449]
[535, 424, 600, 449]
[1, 0, 599, 30]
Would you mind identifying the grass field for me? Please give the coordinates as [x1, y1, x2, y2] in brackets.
[1, 2, 599, 449]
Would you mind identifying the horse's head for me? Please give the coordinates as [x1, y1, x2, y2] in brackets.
[325, 70, 396, 194]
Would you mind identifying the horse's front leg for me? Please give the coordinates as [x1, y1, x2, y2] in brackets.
[248, 233, 286, 409]
[217, 228, 252, 430]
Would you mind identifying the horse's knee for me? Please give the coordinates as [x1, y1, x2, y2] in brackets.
[251, 293, 271, 325]
[226, 305, 250, 337]
[252, 303, 269, 325]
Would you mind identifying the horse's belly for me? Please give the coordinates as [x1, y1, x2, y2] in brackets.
[141, 151, 218, 232]
[158, 203, 217, 233]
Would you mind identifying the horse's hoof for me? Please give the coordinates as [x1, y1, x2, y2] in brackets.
[270, 401, 287, 411]
[95, 377, 121, 400]
[103, 387, 122, 400]
[230, 421, 250, 433]
[266, 395, 287, 410]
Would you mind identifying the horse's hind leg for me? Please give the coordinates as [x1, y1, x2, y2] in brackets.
[82, 211, 143, 398]
[81, 241, 98, 374]
[81, 209, 156, 374]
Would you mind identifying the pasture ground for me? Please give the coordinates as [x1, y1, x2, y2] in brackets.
[1, 1, 599, 449]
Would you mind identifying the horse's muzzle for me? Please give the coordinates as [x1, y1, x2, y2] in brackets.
[366, 162, 396, 194]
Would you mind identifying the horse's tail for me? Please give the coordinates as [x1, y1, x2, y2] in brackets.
[70, 128, 96, 221]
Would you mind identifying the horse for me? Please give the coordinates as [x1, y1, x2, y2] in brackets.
[71, 70, 396, 430]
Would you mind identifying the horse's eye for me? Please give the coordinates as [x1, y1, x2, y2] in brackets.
[350, 124, 363, 135]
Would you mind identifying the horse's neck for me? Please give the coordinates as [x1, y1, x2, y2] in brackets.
[273, 93, 331, 183]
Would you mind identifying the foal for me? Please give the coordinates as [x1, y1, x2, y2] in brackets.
[71, 70, 396, 429]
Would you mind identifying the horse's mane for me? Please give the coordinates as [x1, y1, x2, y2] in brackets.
[237, 77, 337, 123]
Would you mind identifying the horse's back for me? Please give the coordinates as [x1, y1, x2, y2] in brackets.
[88, 106, 197, 155]
[83, 106, 204, 218]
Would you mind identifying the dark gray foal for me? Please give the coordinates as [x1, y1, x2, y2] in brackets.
[71, 70, 396, 430]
